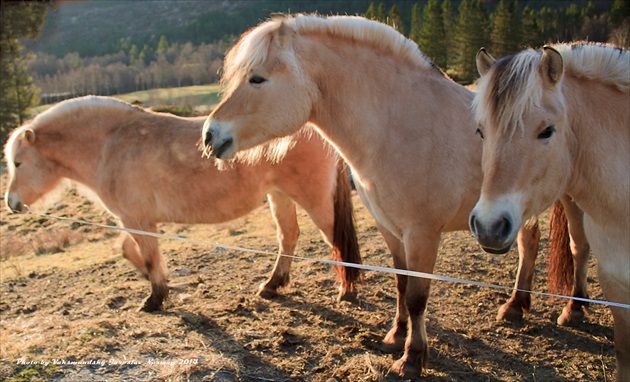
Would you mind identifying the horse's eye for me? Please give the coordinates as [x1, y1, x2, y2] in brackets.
[538, 125, 555, 140]
[249, 75, 267, 85]
[14, 162, 22, 168]
[475, 128, 484, 139]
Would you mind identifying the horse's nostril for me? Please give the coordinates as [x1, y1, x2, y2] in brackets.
[493, 216, 512, 241]
[469, 214, 478, 235]
[204, 130, 213, 148]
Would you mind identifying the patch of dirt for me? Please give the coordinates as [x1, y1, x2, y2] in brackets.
[1, 174, 617, 381]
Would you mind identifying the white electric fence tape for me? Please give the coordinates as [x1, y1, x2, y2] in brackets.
[23, 205, 630, 310]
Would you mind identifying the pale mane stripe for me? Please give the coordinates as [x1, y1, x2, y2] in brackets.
[223, 14, 441, 95]
[11, 95, 305, 169]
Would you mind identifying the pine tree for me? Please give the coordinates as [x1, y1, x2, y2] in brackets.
[418, 0, 446, 68]
[442, 0, 455, 68]
[364, 2, 376, 20]
[490, 0, 522, 58]
[388, 4, 406, 35]
[609, 0, 630, 26]
[409, 3, 422, 43]
[521, 6, 541, 48]
[453, 0, 489, 83]
[157, 35, 169, 57]
[376, 3, 387, 23]
[0, 2, 49, 150]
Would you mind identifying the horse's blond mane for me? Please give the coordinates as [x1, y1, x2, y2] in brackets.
[222, 14, 441, 95]
[473, 42, 629, 134]
[33, 95, 139, 129]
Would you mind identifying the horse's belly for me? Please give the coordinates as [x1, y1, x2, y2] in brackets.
[584, 214, 630, 303]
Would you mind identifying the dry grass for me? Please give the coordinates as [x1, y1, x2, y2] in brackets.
[0, 172, 619, 381]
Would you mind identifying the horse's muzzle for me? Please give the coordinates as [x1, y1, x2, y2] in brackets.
[469, 213, 515, 254]
[5, 193, 24, 213]
[211, 136, 234, 159]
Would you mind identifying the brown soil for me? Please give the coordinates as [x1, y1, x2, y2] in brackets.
[0, 173, 617, 381]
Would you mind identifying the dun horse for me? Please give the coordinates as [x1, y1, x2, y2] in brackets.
[470, 43, 629, 380]
[201, 14, 589, 376]
[4, 95, 361, 312]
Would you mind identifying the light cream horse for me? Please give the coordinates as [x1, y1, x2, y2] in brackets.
[4, 95, 361, 312]
[470, 43, 629, 381]
[200, 14, 590, 377]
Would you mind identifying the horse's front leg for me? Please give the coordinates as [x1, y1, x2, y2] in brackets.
[378, 224, 408, 353]
[557, 196, 590, 326]
[123, 221, 168, 312]
[497, 216, 540, 321]
[258, 191, 299, 299]
[391, 227, 440, 378]
[117, 231, 149, 279]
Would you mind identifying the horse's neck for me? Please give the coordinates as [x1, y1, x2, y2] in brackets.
[305, 38, 477, 178]
[40, 112, 204, 189]
[565, 76, 630, 228]
[39, 121, 114, 189]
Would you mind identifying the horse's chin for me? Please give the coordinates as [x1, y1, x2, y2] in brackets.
[480, 245, 512, 255]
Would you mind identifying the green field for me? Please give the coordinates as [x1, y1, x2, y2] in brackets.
[30, 84, 223, 116]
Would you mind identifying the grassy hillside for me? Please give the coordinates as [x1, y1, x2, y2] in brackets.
[30, 84, 222, 116]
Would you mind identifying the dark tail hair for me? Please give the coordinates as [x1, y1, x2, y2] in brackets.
[547, 200, 574, 295]
[332, 160, 362, 292]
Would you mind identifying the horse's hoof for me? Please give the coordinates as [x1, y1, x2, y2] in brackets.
[337, 289, 358, 303]
[380, 328, 406, 353]
[138, 296, 163, 312]
[496, 303, 524, 322]
[557, 305, 586, 326]
[257, 285, 279, 299]
[391, 357, 422, 378]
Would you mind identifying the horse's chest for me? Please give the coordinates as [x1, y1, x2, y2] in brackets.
[353, 173, 403, 238]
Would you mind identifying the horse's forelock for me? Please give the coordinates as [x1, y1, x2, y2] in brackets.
[4, 125, 29, 176]
[474, 50, 543, 136]
[222, 19, 282, 95]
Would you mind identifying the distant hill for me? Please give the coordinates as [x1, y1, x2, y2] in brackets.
[28, 0, 615, 58]
[26, 0, 385, 57]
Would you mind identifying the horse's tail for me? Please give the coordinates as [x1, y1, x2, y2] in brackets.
[547, 200, 574, 295]
[332, 160, 362, 292]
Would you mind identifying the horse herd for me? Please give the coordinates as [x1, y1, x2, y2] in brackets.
[5, 14, 629, 380]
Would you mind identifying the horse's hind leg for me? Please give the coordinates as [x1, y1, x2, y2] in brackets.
[258, 191, 299, 299]
[557, 196, 590, 326]
[497, 217, 540, 321]
[123, 222, 168, 312]
[117, 232, 149, 279]
[379, 224, 408, 353]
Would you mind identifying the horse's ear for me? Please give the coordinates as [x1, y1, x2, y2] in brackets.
[540, 46, 564, 87]
[476, 48, 496, 77]
[23, 129, 36, 145]
[273, 21, 294, 49]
